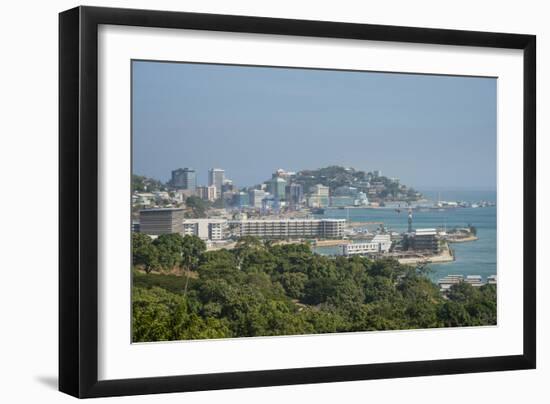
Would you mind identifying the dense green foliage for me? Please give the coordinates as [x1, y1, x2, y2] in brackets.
[291, 165, 419, 200]
[132, 233, 206, 273]
[132, 236, 496, 342]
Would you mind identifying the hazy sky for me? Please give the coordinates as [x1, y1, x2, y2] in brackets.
[132, 60, 496, 190]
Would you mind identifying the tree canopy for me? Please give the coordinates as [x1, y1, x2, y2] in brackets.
[132, 236, 496, 342]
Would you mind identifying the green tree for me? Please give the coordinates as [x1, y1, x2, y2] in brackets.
[153, 233, 185, 271]
[132, 233, 159, 273]
[132, 236, 496, 342]
[181, 235, 206, 270]
[438, 301, 472, 327]
[180, 235, 206, 296]
[279, 272, 308, 299]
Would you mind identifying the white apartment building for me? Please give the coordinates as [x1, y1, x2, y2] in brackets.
[182, 219, 227, 241]
[208, 168, 225, 196]
[231, 218, 345, 239]
[196, 185, 217, 202]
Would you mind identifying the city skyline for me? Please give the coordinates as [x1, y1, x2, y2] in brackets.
[132, 61, 497, 190]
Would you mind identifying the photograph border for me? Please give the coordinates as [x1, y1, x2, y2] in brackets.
[59, 6, 536, 398]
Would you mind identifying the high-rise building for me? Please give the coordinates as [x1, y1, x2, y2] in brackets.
[208, 168, 225, 197]
[232, 192, 249, 208]
[285, 183, 303, 207]
[196, 185, 217, 202]
[221, 179, 235, 193]
[139, 208, 184, 235]
[269, 177, 287, 200]
[249, 189, 267, 208]
[171, 168, 196, 191]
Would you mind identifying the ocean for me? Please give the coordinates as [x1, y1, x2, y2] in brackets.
[314, 190, 497, 282]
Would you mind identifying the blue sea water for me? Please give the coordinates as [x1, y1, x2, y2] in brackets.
[315, 190, 497, 282]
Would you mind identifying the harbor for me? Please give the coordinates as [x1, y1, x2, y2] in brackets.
[313, 190, 497, 283]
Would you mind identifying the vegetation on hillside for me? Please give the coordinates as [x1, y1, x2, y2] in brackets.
[132, 174, 166, 192]
[292, 165, 420, 200]
[184, 196, 209, 218]
[132, 235, 496, 342]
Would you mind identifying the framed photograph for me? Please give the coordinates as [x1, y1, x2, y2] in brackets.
[59, 6, 536, 398]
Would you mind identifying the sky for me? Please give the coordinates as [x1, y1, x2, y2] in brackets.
[132, 60, 497, 190]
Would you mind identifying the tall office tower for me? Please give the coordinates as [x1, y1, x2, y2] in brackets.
[248, 188, 267, 208]
[208, 168, 225, 197]
[171, 167, 197, 191]
[285, 183, 304, 207]
[270, 177, 287, 200]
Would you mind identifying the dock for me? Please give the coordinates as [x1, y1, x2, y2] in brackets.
[394, 242, 455, 265]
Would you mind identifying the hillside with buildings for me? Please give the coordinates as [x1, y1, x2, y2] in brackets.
[132, 165, 423, 217]
[291, 166, 422, 204]
[131, 165, 496, 342]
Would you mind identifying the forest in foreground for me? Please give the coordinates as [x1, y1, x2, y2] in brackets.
[132, 234, 496, 342]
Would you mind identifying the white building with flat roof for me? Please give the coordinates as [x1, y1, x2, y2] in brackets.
[343, 242, 380, 256]
[231, 218, 345, 239]
[342, 234, 392, 256]
[208, 168, 225, 197]
[372, 234, 392, 252]
[182, 219, 228, 241]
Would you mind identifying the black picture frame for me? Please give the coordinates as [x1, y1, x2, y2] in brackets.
[59, 5, 536, 398]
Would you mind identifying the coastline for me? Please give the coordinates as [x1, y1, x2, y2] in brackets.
[447, 235, 478, 243]
[396, 243, 455, 265]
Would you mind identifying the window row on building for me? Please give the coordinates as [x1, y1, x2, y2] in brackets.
[342, 234, 392, 256]
[230, 218, 346, 239]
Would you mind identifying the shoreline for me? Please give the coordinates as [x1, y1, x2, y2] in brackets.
[447, 235, 478, 243]
[396, 243, 455, 265]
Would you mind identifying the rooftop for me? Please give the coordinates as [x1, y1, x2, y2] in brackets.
[140, 208, 184, 213]
[415, 228, 437, 235]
